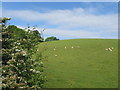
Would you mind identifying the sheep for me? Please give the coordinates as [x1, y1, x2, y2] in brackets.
[64, 46, 67, 49]
[55, 54, 58, 57]
[71, 46, 74, 48]
[105, 48, 108, 51]
[108, 48, 112, 51]
[105, 47, 114, 51]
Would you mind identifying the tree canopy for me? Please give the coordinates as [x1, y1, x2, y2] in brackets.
[45, 36, 59, 42]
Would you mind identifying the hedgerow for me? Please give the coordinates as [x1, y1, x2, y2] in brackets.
[1, 17, 46, 89]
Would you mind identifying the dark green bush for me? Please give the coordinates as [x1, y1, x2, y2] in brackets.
[45, 36, 59, 42]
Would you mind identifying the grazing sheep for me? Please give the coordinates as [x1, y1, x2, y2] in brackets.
[55, 54, 57, 57]
[106, 47, 113, 51]
[105, 48, 108, 51]
[71, 46, 74, 48]
[53, 48, 56, 51]
[108, 48, 112, 51]
[64, 46, 67, 49]
[105, 48, 112, 51]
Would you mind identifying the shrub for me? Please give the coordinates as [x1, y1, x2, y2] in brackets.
[1, 18, 46, 89]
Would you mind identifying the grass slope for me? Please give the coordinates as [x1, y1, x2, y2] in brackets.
[35, 39, 118, 88]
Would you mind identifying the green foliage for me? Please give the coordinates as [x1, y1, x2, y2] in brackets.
[6, 25, 26, 39]
[1, 18, 46, 89]
[45, 36, 59, 42]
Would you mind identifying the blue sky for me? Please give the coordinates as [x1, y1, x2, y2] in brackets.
[2, 2, 118, 40]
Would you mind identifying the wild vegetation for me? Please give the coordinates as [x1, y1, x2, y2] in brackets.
[1, 18, 46, 89]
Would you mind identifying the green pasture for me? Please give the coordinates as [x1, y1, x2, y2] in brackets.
[34, 39, 118, 88]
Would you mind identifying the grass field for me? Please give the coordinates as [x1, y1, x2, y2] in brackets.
[34, 39, 118, 88]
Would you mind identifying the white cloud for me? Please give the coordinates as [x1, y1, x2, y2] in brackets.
[15, 25, 100, 38]
[3, 8, 117, 30]
[3, 8, 118, 39]
[43, 28, 100, 38]
[0, 3, 2, 16]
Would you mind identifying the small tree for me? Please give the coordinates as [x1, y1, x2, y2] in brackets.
[45, 36, 59, 42]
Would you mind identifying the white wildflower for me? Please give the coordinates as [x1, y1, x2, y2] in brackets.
[36, 71, 40, 73]
[14, 42, 17, 44]
[40, 62, 43, 65]
[22, 51, 27, 56]
[33, 69, 36, 73]
[15, 49, 21, 52]
[23, 70, 27, 72]
[30, 69, 33, 71]
[25, 81, 27, 83]
[17, 43, 20, 45]
[31, 59, 34, 61]
[19, 77, 22, 81]
[20, 60, 24, 63]
[31, 65, 34, 67]
[11, 53, 14, 56]
[23, 53, 27, 56]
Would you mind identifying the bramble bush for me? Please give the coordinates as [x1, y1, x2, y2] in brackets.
[1, 17, 46, 89]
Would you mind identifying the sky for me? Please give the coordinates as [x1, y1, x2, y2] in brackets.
[2, 2, 118, 40]
[1, 0, 119, 2]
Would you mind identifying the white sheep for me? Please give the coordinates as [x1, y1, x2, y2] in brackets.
[106, 47, 114, 51]
[105, 48, 108, 51]
[55, 54, 58, 57]
[108, 48, 112, 51]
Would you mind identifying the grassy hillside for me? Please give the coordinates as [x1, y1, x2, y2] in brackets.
[34, 39, 118, 88]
